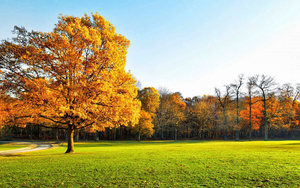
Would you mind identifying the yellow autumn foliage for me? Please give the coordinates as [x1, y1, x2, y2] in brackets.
[0, 12, 140, 152]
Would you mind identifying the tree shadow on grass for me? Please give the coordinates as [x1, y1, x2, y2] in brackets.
[1, 154, 26, 158]
[1, 152, 85, 157]
[74, 140, 207, 148]
[283, 143, 300, 146]
[75, 143, 116, 148]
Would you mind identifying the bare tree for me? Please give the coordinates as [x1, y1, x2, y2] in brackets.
[280, 83, 300, 106]
[231, 74, 244, 141]
[157, 87, 171, 97]
[215, 85, 232, 141]
[279, 83, 294, 98]
[135, 80, 143, 91]
[247, 76, 257, 141]
[254, 74, 276, 141]
[279, 83, 300, 139]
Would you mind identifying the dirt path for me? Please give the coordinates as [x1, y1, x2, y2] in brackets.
[0, 142, 56, 155]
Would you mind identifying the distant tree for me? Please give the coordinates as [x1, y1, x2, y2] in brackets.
[167, 93, 186, 141]
[157, 87, 171, 97]
[183, 97, 193, 139]
[240, 96, 264, 134]
[215, 85, 232, 140]
[291, 85, 300, 139]
[135, 80, 143, 91]
[278, 83, 299, 138]
[134, 87, 160, 141]
[155, 92, 186, 140]
[135, 110, 152, 141]
[231, 74, 244, 141]
[174, 91, 184, 100]
[254, 75, 276, 141]
[191, 97, 215, 140]
[245, 76, 257, 140]
[155, 87, 171, 139]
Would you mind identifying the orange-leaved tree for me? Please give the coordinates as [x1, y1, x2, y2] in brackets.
[191, 97, 215, 140]
[0, 94, 19, 139]
[240, 97, 264, 133]
[0, 13, 141, 153]
[167, 93, 186, 140]
[134, 87, 160, 141]
[0, 94, 11, 126]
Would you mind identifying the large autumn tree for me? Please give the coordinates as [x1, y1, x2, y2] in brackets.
[0, 13, 141, 153]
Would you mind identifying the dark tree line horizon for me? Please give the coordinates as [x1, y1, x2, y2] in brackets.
[2, 73, 300, 142]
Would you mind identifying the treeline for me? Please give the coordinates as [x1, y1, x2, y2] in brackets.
[2, 74, 300, 141]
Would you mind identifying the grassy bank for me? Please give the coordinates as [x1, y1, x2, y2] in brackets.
[0, 140, 300, 187]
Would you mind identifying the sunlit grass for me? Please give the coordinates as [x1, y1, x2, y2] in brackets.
[0, 140, 300, 187]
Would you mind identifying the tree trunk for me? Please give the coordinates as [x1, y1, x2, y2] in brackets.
[249, 87, 252, 141]
[119, 126, 122, 139]
[236, 92, 240, 141]
[75, 130, 79, 142]
[94, 131, 99, 141]
[263, 100, 268, 141]
[30, 124, 33, 140]
[66, 127, 75, 153]
[138, 131, 141, 142]
[270, 127, 274, 139]
[161, 126, 164, 140]
[249, 106, 252, 141]
[249, 128, 252, 141]
[235, 130, 239, 141]
[264, 123, 268, 141]
[83, 131, 86, 140]
[153, 126, 157, 140]
[114, 126, 117, 140]
[292, 128, 295, 139]
[55, 129, 59, 140]
[107, 128, 110, 140]
[8, 128, 11, 140]
[186, 125, 189, 139]
[174, 127, 177, 141]
[127, 127, 130, 140]
[2, 127, 6, 140]
[224, 110, 228, 141]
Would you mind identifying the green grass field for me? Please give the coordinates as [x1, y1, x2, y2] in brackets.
[0, 143, 29, 151]
[0, 140, 300, 187]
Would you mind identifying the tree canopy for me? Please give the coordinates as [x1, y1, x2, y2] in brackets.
[0, 13, 141, 153]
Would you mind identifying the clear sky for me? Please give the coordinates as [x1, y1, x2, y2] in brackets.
[1, 0, 300, 98]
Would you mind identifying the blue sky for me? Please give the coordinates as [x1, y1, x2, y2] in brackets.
[1, 0, 300, 98]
